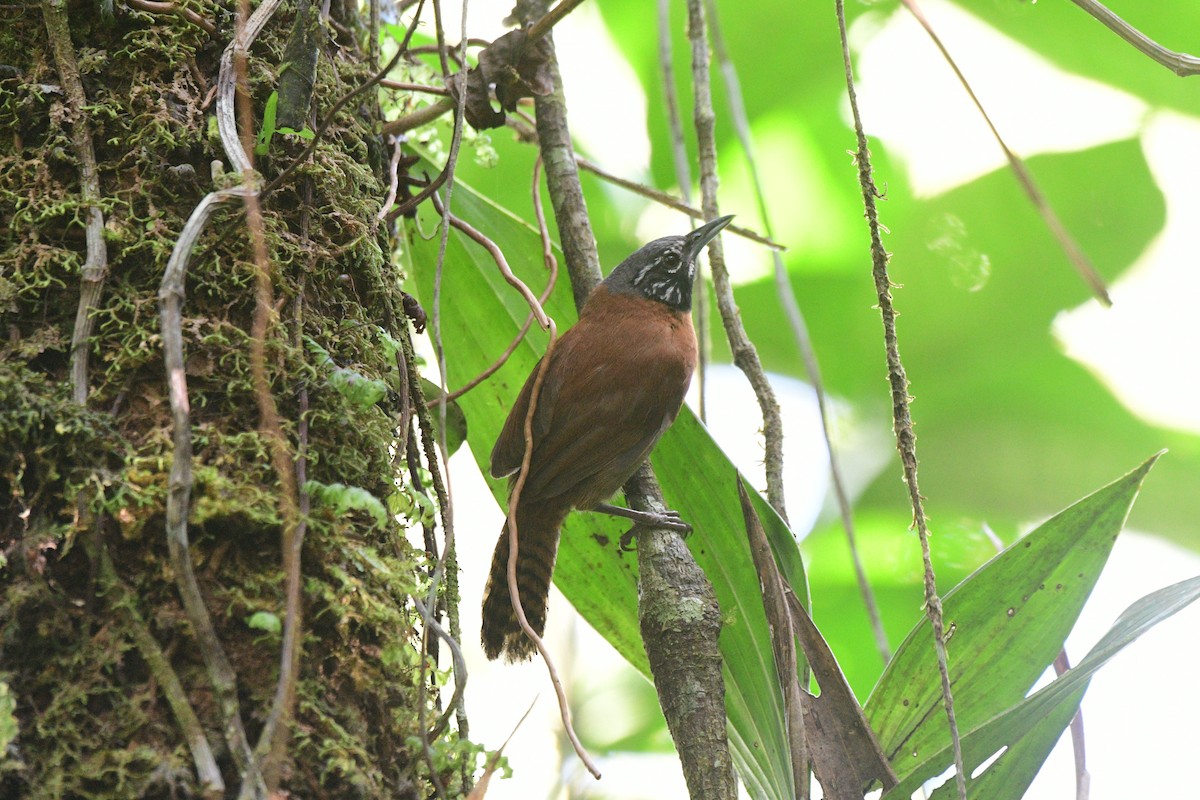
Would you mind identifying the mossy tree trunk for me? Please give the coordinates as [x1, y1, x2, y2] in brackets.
[0, 2, 469, 797]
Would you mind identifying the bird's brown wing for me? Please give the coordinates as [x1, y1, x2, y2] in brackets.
[499, 301, 695, 507]
[489, 325, 584, 479]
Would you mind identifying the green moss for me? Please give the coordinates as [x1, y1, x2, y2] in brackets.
[0, 2, 479, 796]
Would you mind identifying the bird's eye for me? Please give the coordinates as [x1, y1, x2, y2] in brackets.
[661, 251, 680, 269]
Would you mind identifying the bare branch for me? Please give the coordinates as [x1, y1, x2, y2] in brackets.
[526, 0, 588, 43]
[835, 1, 966, 797]
[160, 187, 267, 797]
[41, 0, 109, 406]
[702, 0, 889, 663]
[1068, 0, 1200, 76]
[685, 0, 788, 522]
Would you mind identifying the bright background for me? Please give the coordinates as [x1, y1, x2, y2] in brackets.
[412, 0, 1200, 796]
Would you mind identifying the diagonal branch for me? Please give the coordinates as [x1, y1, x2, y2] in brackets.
[1068, 0, 1200, 76]
[900, 0, 1112, 307]
[835, 1, 966, 797]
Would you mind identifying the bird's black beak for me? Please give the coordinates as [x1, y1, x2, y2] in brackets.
[684, 215, 734, 262]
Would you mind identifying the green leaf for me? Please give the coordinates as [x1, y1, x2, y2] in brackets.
[884, 573, 1200, 799]
[305, 480, 388, 528]
[246, 610, 282, 635]
[329, 366, 388, 410]
[278, 126, 316, 139]
[255, 91, 279, 156]
[402, 175, 804, 800]
[866, 455, 1159, 784]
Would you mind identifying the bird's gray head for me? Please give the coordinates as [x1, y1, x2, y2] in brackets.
[602, 215, 734, 311]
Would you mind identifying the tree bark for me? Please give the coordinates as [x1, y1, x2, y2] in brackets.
[0, 4, 469, 797]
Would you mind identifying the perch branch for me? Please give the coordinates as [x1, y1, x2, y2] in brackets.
[685, 0, 788, 522]
[835, 1, 966, 797]
[526, 6, 733, 795]
[900, 0, 1111, 307]
[1068, 0, 1200, 76]
[703, 0, 889, 663]
[41, 0, 109, 406]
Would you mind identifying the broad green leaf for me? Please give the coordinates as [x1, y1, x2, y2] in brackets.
[403, 178, 806, 800]
[883, 574, 1200, 799]
[866, 455, 1159, 778]
[802, 512, 1001, 701]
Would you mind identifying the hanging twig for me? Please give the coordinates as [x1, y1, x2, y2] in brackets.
[703, 0, 889, 663]
[835, 1, 966, 797]
[430, 195, 551, 329]
[684, 0, 788, 522]
[41, 0, 109, 406]
[1068, 0, 1200, 76]
[228, 0, 304, 785]
[500, 319, 604, 778]
[160, 188, 267, 797]
[900, 0, 1111, 307]
[433, 159, 558, 406]
[655, 0, 713, 422]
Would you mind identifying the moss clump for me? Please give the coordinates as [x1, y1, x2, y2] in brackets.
[0, 2, 478, 797]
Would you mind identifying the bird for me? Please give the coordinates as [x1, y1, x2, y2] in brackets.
[482, 215, 734, 662]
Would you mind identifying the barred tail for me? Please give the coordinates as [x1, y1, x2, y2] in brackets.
[481, 502, 567, 662]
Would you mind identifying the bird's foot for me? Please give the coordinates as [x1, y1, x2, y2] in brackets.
[594, 504, 692, 552]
